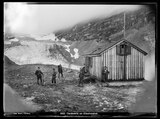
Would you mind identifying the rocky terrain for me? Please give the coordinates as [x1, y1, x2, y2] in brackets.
[4, 56, 156, 115]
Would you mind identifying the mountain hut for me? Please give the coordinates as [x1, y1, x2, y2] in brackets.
[84, 39, 147, 81]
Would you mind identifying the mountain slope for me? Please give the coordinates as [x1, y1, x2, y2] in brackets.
[4, 55, 17, 66]
[55, 7, 154, 42]
[55, 6, 155, 59]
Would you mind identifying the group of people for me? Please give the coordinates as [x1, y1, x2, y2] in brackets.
[78, 65, 110, 87]
[35, 64, 110, 87]
[35, 64, 63, 85]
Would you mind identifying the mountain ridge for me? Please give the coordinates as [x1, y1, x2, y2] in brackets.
[55, 7, 154, 42]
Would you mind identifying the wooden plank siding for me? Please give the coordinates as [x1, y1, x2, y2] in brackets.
[89, 41, 145, 81]
[90, 56, 102, 79]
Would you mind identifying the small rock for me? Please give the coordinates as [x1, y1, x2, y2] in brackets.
[57, 100, 61, 103]
[45, 104, 52, 107]
[28, 83, 33, 86]
[102, 108, 107, 111]
[50, 109, 59, 112]
[40, 93, 45, 96]
[67, 69, 73, 73]
[75, 72, 79, 76]
[97, 83, 102, 87]
[117, 103, 124, 109]
[23, 85, 28, 88]
[33, 91, 38, 94]
[22, 92, 26, 97]
[99, 102, 103, 107]
[104, 100, 109, 104]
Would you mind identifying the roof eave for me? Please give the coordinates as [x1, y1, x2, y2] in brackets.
[83, 53, 101, 57]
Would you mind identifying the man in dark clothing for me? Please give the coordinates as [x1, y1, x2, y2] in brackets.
[35, 67, 44, 85]
[58, 64, 63, 79]
[78, 66, 85, 87]
[52, 68, 57, 84]
[102, 66, 110, 82]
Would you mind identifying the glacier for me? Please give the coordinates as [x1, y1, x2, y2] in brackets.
[4, 40, 81, 70]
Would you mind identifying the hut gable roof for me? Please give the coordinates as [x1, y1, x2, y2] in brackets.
[87, 39, 147, 56]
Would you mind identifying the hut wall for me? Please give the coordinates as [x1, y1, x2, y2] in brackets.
[90, 56, 102, 78]
[126, 47, 144, 79]
[100, 44, 144, 80]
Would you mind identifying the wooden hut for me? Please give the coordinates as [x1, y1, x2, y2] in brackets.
[84, 39, 147, 81]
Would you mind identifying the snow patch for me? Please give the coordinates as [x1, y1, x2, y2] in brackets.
[9, 38, 19, 42]
[64, 44, 71, 52]
[61, 38, 66, 42]
[30, 33, 57, 41]
[71, 48, 79, 59]
[64, 45, 80, 60]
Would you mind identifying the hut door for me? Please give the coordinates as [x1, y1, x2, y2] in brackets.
[117, 43, 131, 80]
[120, 56, 125, 80]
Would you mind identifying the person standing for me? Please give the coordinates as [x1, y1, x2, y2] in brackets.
[52, 68, 57, 84]
[35, 67, 44, 85]
[58, 64, 63, 79]
[102, 66, 110, 82]
[78, 66, 85, 87]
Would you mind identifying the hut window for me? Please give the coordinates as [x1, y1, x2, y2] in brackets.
[121, 44, 125, 55]
[116, 44, 131, 56]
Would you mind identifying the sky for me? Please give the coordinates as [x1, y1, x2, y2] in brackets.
[4, 3, 143, 36]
